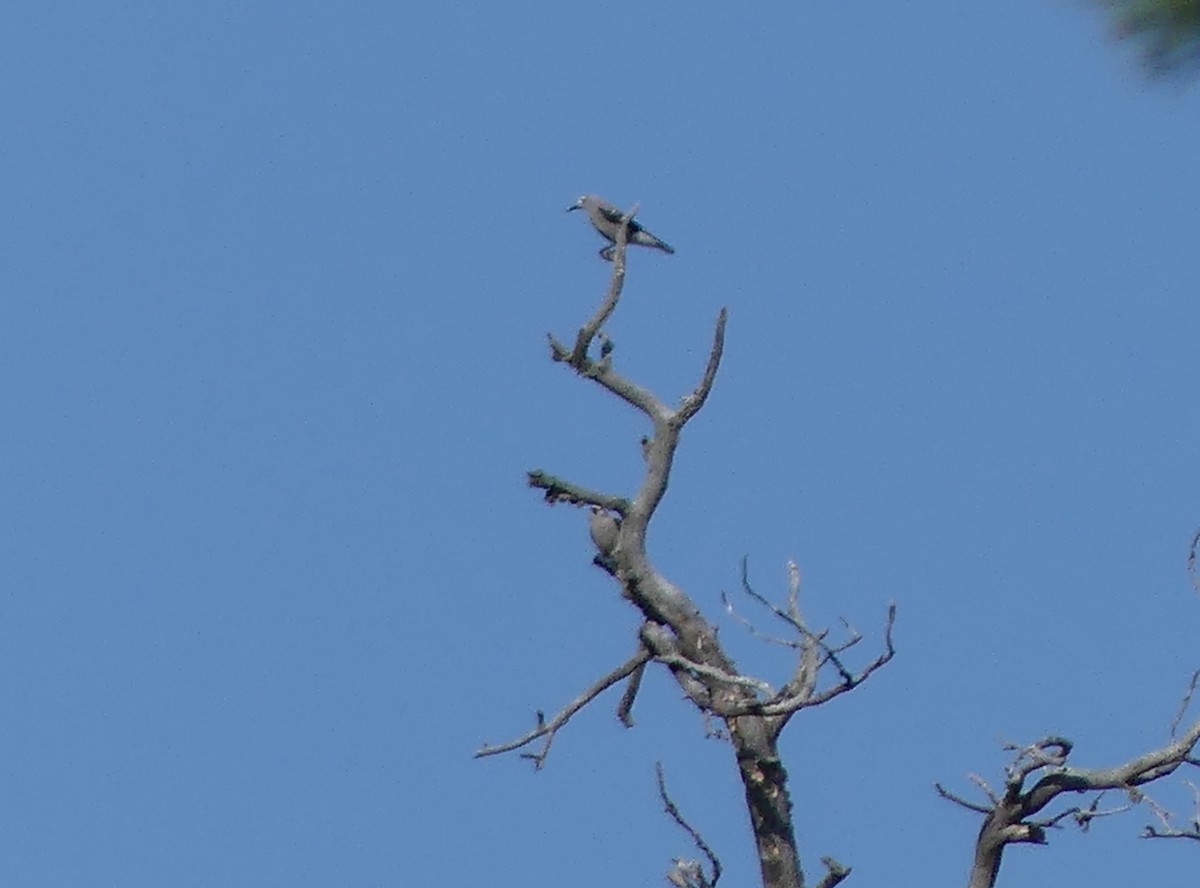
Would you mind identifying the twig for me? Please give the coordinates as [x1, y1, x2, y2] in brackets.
[1190, 526, 1200, 596]
[786, 560, 803, 622]
[1171, 670, 1200, 738]
[748, 603, 896, 717]
[738, 556, 806, 634]
[935, 782, 993, 815]
[475, 647, 652, 768]
[720, 590, 799, 648]
[1141, 779, 1200, 840]
[617, 659, 646, 728]
[968, 773, 1000, 806]
[657, 762, 721, 888]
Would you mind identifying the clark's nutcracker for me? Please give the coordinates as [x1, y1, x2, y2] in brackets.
[568, 195, 675, 260]
[588, 505, 620, 557]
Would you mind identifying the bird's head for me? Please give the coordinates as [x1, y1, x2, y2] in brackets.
[566, 194, 590, 212]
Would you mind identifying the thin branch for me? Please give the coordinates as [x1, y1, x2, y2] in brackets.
[1190, 526, 1200, 596]
[546, 330, 672, 424]
[935, 782, 994, 815]
[820, 621, 863, 685]
[751, 603, 896, 717]
[1142, 780, 1200, 840]
[1044, 794, 1133, 832]
[720, 590, 801, 648]
[737, 556, 806, 634]
[657, 762, 721, 888]
[737, 559, 871, 675]
[945, 695, 1200, 888]
[1006, 736, 1072, 788]
[475, 647, 652, 768]
[722, 561, 896, 721]
[653, 650, 774, 696]
[617, 659, 646, 728]
[570, 203, 636, 367]
[676, 308, 727, 424]
[786, 560, 803, 623]
[525, 470, 628, 514]
[1171, 670, 1200, 738]
[1143, 824, 1200, 840]
[968, 773, 1001, 806]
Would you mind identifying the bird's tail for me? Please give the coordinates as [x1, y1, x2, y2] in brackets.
[633, 230, 675, 254]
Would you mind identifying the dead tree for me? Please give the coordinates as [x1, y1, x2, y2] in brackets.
[937, 672, 1200, 888]
[476, 204, 894, 888]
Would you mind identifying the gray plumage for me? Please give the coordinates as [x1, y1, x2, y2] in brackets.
[588, 505, 620, 556]
[568, 194, 675, 260]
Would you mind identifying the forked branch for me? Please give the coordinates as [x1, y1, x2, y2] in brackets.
[474, 646, 652, 768]
[941, 689, 1200, 888]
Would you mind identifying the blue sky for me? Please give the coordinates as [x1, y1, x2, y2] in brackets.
[2, 2, 1199, 886]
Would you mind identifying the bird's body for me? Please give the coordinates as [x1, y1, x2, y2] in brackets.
[568, 194, 675, 260]
[588, 505, 620, 557]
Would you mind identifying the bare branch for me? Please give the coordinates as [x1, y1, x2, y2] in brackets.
[968, 773, 1000, 806]
[721, 561, 896, 724]
[1142, 780, 1200, 840]
[814, 857, 851, 888]
[547, 329, 672, 423]
[720, 590, 800, 648]
[1171, 670, 1200, 739]
[657, 762, 721, 888]
[676, 308, 727, 424]
[570, 203, 636, 368]
[820, 620, 864, 686]
[655, 651, 775, 696]
[1024, 718, 1200, 811]
[1005, 736, 1072, 788]
[786, 560, 803, 623]
[475, 647, 652, 768]
[639, 622, 774, 697]
[736, 556, 806, 634]
[778, 632, 820, 705]
[1189, 525, 1200, 597]
[936, 782, 994, 815]
[752, 603, 896, 717]
[945, 693, 1200, 888]
[617, 659, 646, 728]
[525, 470, 629, 514]
[1143, 824, 1200, 840]
[1046, 793, 1134, 832]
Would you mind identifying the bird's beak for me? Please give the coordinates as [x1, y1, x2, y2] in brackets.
[566, 203, 580, 212]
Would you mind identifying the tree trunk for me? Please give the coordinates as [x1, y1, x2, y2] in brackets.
[732, 716, 803, 888]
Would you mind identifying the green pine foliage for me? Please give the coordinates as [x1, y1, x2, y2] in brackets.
[1105, 0, 1200, 76]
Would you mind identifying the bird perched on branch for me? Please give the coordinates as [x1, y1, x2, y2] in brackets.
[568, 194, 676, 261]
[588, 505, 620, 557]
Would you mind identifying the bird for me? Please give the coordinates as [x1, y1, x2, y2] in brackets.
[588, 505, 620, 557]
[568, 195, 675, 260]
